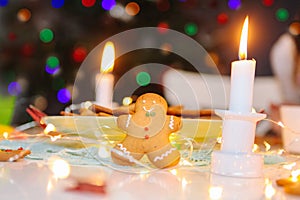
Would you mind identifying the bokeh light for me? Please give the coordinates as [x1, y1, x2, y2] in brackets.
[8, 32, 16, 41]
[184, 22, 198, 36]
[40, 28, 54, 43]
[17, 8, 31, 22]
[46, 56, 60, 68]
[48, 157, 70, 179]
[0, 0, 8, 7]
[82, 0, 96, 7]
[289, 21, 300, 36]
[45, 65, 60, 75]
[51, 0, 64, 8]
[217, 13, 228, 25]
[205, 52, 219, 67]
[72, 47, 87, 63]
[8, 82, 22, 96]
[52, 77, 65, 91]
[21, 43, 34, 57]
[160, 43, 172, 55]
[57, 88, 71, 103]
[33, 95, 48, 111]
[156, 0, 170, 12]
[228, 0, 241, 10]
[109, 4, 124, 18]
[157, 22, 169, 34]
[122, 96, 133, 106]
[101, 0, 116, 10]
[136, 71, 151, 86]
[262, 0, 274, 7]
[276, 8, 289, 22]
[125, 2, 140, 16]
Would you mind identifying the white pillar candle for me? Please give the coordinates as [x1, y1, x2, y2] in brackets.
[229, 16, 255, 113]
[229, 59, 256, 113]
[95, 41, 115, 108]
[96, 73, 114, 108]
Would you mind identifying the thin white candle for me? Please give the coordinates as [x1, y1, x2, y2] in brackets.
[229, 16, 256, 113]
[95, 41, 115, 108]
[211, 16, 266, 178]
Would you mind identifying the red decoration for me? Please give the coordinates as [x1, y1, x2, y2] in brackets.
[156, 0, 170, 12]
[217, 13, 229, 25]
[21, 43, 35, 56]
[72, 47, 87, 63]
[81, 0, 96, 7]
[262, 0, 274, 7]
[157, 22, 169, 34]
[8, 32, 17, 41]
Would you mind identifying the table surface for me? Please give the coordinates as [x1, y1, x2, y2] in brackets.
[1, 128, 300, 200]
[1, 149, 300, 199]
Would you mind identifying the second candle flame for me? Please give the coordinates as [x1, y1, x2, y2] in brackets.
[100, 41, 115, 73]
[239, 16, 249, 60]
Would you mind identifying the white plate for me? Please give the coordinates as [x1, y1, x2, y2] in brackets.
[42, 116, 222, 141]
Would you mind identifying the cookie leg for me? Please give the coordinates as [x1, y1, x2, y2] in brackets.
[147, 144, 180, 168]
[111, 143, 144, 166]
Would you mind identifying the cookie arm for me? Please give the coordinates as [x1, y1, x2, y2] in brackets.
[117, 114, 131, 131]
[167, 115, 182, 132]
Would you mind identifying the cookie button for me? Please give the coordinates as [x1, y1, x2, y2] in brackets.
[145, 135, 149, 139]
[144, 127, 149, 131]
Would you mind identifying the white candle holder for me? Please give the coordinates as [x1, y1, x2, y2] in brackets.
[211, 109, 266, 178]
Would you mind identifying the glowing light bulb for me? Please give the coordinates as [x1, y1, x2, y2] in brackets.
[291, 169, 300, 182]
[49, 157, 70, 179]
[263, 141, 271, 152]
[209, 186, 223, 199]
[283, 162, 296, 170]
[3, 132, 9, 139]
[264, 179, 276, 199]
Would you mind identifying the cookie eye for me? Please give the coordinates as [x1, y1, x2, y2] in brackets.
[153, 100, 156, 104]
[142, 100, 146, 103]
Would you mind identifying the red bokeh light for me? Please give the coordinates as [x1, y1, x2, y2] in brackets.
[72, 47, 87, 63]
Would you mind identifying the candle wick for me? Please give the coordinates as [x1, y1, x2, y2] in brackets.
[239, 53, 247, 60]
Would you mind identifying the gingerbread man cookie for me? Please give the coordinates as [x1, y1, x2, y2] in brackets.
[111, 93, 182, 168]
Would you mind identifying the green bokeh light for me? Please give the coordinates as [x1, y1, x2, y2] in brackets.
[184, 22, 198, 36]
[46, 56, 60, 68]
[136, 71, 151, 86]
[52, 77, 65, 91]
[276, 8, 289, 22]
[40, 28, 54, 43]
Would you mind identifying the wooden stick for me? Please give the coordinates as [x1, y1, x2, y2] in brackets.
[89, 104, 113, 115]
[88, 103, 218, 118]
[60, 111, 79, 116]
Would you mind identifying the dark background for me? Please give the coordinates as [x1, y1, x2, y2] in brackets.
[0, 0, 299, 125]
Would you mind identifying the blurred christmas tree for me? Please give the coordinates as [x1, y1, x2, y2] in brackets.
[0, 0, 299, 125]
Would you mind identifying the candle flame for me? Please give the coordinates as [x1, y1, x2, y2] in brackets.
[239, 16, 249, 60]
[100, 41, 115, 73]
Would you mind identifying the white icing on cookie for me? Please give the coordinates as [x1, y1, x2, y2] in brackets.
[153, 147, 177, 162]
[117, 143, 135, 162]
[169, 115, 174, 130]
[125, 114, 132, 128]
